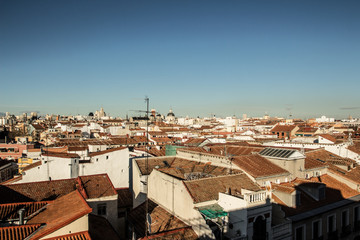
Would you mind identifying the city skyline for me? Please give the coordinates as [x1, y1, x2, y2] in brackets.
[1, 0, 360, 118]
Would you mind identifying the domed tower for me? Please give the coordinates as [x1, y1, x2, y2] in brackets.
[166, 109, 176, 123]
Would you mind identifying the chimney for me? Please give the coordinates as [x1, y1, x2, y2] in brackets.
[18, 208, 25, 225]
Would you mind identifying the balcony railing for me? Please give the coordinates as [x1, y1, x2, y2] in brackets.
[245, 192, 266, 204]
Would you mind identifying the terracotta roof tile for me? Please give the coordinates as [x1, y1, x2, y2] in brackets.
[135, 157, 240, 179]
[129, 200, 197, 240]
[232, 154, 289, 178]
[27, 191, 92, 240]
[183, 174, 261, 204]
[40, 231, 92, 240]
[329, 164, 360, 184]
[116, 188, 132, 208]
[271, 125, 296, 132]
[0, 224, 42, 240]
[42, 152, 80, 159]
[272, 175, 359, 217]
[0, 174, 116, 204]
[79, 175, 117, 199]
[318, 134, 337, 143]
[305, 149, 354, 170]
[22, 161, 42, 172]
[88, 147, 127, 157]
[0, 201, 48, 221]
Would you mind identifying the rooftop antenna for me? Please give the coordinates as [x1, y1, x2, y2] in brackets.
[128, 96, 151, 236]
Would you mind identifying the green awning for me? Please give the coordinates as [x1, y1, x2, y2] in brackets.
[198, 204, 228, 220]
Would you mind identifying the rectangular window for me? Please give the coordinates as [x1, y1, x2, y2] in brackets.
[295, 226, 304, 240]
[355, 206, 360, 222]
[313, 220, 321, 239]
[97, 203, 107, 216]
[342, 210, 349, 227]
[328, 215, 335, 233]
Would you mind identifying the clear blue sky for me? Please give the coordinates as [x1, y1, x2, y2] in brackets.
[1, 0, 359, 119]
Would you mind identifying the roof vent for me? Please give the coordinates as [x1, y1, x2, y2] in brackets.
[18, 208, 25, 225]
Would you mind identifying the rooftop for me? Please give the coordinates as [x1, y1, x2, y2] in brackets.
[232, 154, 289, 178]
[128, 199, 197, 240]
[183, 173, 261, 204]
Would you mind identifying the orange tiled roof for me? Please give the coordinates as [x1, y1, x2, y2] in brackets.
[0, 201, 48, 221]
[232, 154, 289, 178]
[183, 174, 261, 204]
[0, 224, 42, 240]
[272, 175, 359, 217]
[329, 165, 360, 185]
[0, 174, 116, 204]
[42, 231, 92, 240]
[129, 200, 197, 240]
[27, 191, 92, 240]
[22, 161, 42, 172]
[318, 134, 336, 143]
[88, 147, 127, 157]
[184, 138, 207, 146]
[271, 125, 296, 132]
[135, 157, 240, 179]
[305, 149, 354, 169]
[42, 152, 79, 159]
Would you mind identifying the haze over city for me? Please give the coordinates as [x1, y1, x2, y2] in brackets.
[1, 0, 360, 118]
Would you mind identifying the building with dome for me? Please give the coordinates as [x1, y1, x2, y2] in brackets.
[165, 109, 176, 124]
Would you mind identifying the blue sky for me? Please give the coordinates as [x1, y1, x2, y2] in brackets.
[1, 0, 359, 119]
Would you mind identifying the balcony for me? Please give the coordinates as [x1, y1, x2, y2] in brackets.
[244, 191, 267, 205]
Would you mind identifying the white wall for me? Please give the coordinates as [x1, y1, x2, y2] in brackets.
[148, 170, 214, 239]
[40, 215, 88, 239]
[18, 156, 79, 183]
[81, 148, 129, 188]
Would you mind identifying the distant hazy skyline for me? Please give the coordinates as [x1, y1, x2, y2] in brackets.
[1, 0, 359, 119]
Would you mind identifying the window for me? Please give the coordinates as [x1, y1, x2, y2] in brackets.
[97, 203, 107, 215]
[355, 206, 360, 222]
[312, 220, 322, 239]
[106, 156, 109, 160]
[295, 225, 305, 240]
[328, 215, 336, 233]
[342, 210, 349, 227]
